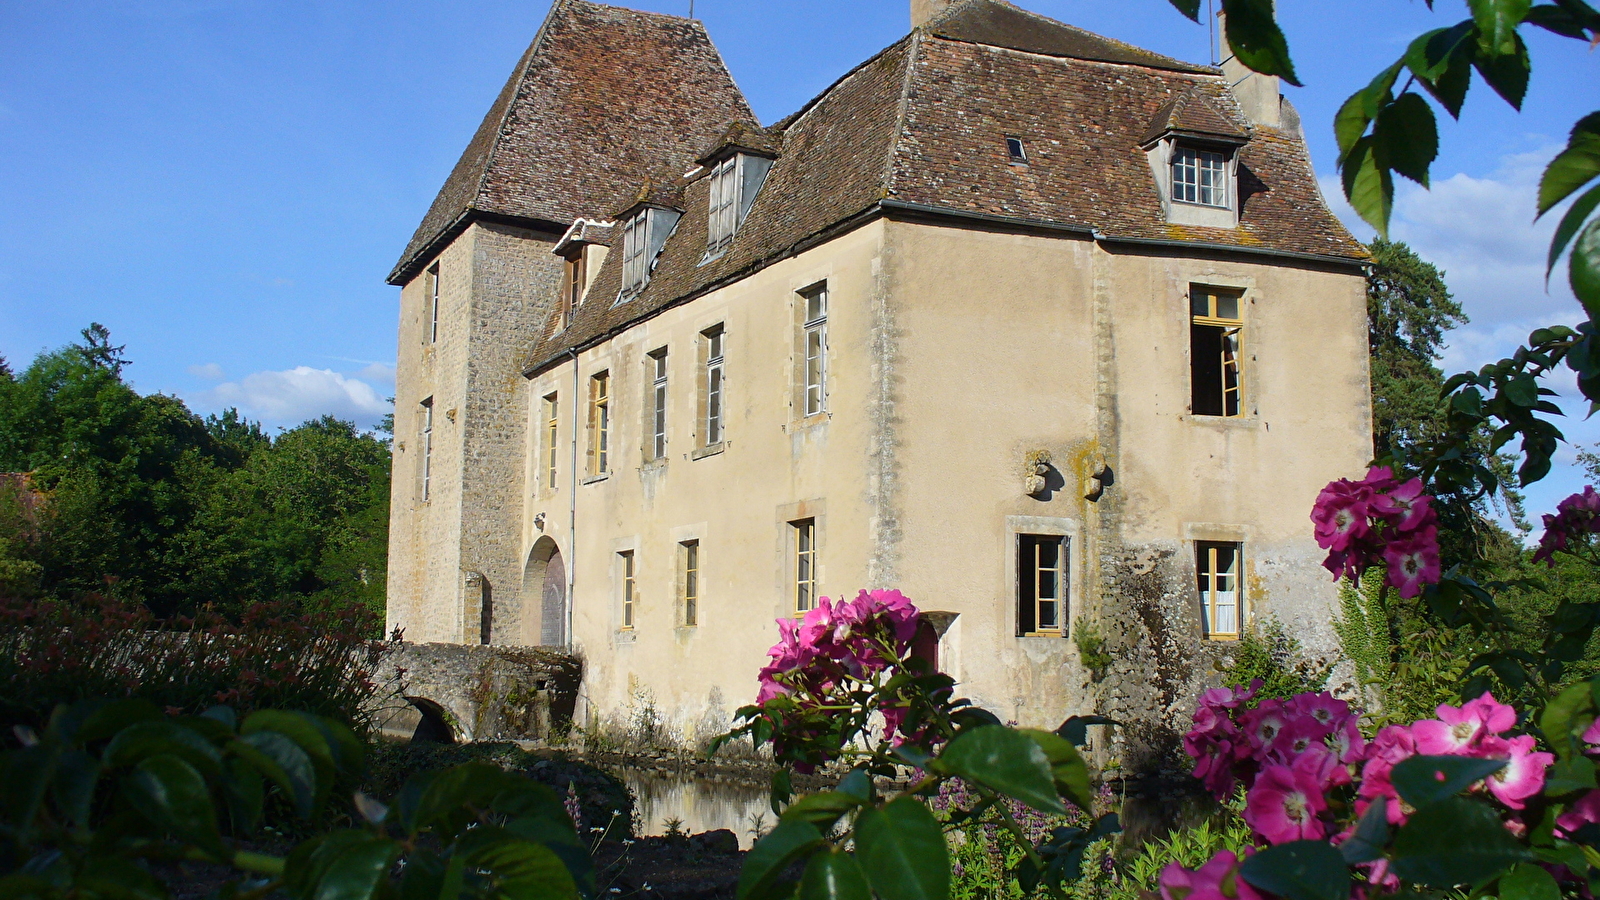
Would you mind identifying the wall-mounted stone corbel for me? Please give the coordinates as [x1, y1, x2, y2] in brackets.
[1084, 453, 1112, 501]
[1024, 449, 1052, 497]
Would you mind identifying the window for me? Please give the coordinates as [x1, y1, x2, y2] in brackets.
[707, 156, 738, 253]
[703, 326, 725, 446]
[1190, 286, 1244, 417]
[419, 397, 434, 502]
[543, 393, 559, 487]
[681, 540, 699, 626]
[801, 285, 828, 417]
[1006, 137, 1027, 164]
[793, 519, 816, 614]
[622, 212, 648, 293]
[619, 550, 636, 630]
[1171, 146, 1229, 207]
[1197, 542, 1243, 639]
[1017, 535, 1067, 636]
[562, 252, 585, 329]
[427, 263, 441, 343]
[649, 349, 668, 460]
[588, 371, 610, 476]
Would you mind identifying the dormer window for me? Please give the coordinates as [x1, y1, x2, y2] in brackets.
[620, 206, 681, 296]
[1171, 146, 1228, 208]
[704, 152, 773, 257]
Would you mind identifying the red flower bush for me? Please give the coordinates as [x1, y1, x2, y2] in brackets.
[1533, 485, 1600, 565]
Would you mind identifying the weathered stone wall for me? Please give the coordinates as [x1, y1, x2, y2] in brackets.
[374, 641, 581, 742]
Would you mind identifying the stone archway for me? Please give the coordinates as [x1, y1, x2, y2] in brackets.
[522, 537, 567, 646]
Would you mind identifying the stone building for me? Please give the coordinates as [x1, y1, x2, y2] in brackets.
[386, 0, 1370, 745]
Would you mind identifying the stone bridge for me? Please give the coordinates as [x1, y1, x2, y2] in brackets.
[373, 642, 581, 743]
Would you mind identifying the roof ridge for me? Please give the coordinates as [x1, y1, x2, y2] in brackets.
[771, 33, 914, 134]
[880, 32, 922, 201]
[926, 0, 1214, 75]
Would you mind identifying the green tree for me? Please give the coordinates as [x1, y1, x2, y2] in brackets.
[1367, 239, 1467, 460]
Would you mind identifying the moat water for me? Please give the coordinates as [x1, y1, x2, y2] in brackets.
[616, 768, 772, 848]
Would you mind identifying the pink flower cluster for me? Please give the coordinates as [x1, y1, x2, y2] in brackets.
[1159, 851, 1261, 900]
[1533, 486, 1600, 566]
[1356, 693, 1552, 825]
[1183, 681, 1365, 844]
[755, 589, 922, 766]
[1311, 466, 1441, 598]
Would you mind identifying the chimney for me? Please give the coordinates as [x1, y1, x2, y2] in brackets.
[912, 0, 953, 28]
[1216, 9, 1281, 127]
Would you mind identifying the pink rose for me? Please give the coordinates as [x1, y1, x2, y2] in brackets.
[1159, 851, 1262, 900]
[1244, 763, 1328, 844]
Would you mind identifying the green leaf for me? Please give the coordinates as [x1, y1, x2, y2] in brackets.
[459, 827, 579, 900]
[1334, 64, 1401, 160]
[1546, 754, 1597, 795]
[1547, 184, 1600, 277]
[1373, 93, 1439, 186]
[1219, 0, 1301, 85]
[938, 726, 1066, 815]
[1470, 0, 1534, 56]
[837, 768, 872, 803]
[123, 754, 225, 859]
[50, 749, 99, 830]
[1392, 755, 1506, 808]
[221, 756, 265, 834]
[781, 792, 862, 832]
[504, 815, 595, 898]
[1342, 139, 1395, 237]
[1018, 729, 1094, 811]
[1391, 797, 1531, 886]
[799, 850, 872, 900]
[403, 762, 523, 837]
[73, 856, 168, 900]
[1571, 218, 1600, 321]
[1239, 840, 1351, 900]
[1539, 115, 1600, 215]
[241, 710, 336, 806]
[1054, 715, 1117, 748]
[854, 798, 949, 900]
[1500, 862, 1562, 900]
[230, 731, 316, 819]
[1473, 31, 1532, 109]
[71, 699, 161, 745]
[1165, 0, 1202, 21]
[1542, 681, 1593, 758]
[104, 720, 224, 780]
[1505, 374, 1540, 407]
[308, 835, 399, 900]
[738, 819, 824, 900]
[1338, 797, 1390, 864]
[3, 746, 56, 842]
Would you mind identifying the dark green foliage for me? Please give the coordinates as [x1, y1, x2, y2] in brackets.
[363, 741, 633, 840]
[0, 326, 390, 622]
[1221, 618, 1331, 705]
[0, 699, 592, 900]
[1367, 239, 1468, 461]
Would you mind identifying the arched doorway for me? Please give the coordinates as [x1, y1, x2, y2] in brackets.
[522, 537, 567, 646]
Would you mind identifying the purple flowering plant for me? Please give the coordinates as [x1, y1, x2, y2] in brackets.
[716, 589, 1118, 900]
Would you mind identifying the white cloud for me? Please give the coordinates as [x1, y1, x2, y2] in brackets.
[187, 362, 224, 381]
[355, 363, 396, 390]
[198, 366, 391, 427]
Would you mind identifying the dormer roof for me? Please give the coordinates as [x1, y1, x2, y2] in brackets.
[552, 219, 615, 257]
[696, 121, 782, 165]
[610, 172, 688, 221]
[1141, 86, 1253, 147]
[387, 0, 752, 285]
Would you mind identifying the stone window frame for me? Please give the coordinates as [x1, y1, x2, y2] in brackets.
[671, 522, 707, 630]
[1176, 268, 1260, 427]
[586, 370, 611, 480]
[542, 392, 560, 492]
[1004, 516, 1081, 640]
[775, 500, 825, 620]
[1189, 285, 1246, 418]
[797, 282, 829, 420]
[426, 262, 441, 344]
[645, 347, 669, 463]
[418, 396, 434, 504]
[1184, 522, 1253, 641]
[617, 548, 637, 632]
[694, 324, 727, 457]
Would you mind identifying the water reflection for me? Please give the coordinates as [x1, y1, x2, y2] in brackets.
[619, 769, 772, 849]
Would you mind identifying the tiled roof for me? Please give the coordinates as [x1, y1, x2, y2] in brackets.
[697, 120, 783, 164]
[387, 0, 752, 285]
[1141, 87, 1252, 145]
[522, 13, 1365, 376]
[926, 0, 1213, 74]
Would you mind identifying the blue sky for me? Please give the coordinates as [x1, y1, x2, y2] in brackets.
[1, 0, 1596, 523]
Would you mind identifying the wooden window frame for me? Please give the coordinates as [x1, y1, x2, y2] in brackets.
[622, 212, 647, 293]
[542, 392, 559, 488]
[588, 371, 610, 477]
[707, 156, 738, 253]
[619, 550, 636, 630]
[561, 251, 584, 329]
[1171, 145, 1229, 208]
[703, 326, 725, 447]
[648, 349, 668, 461]
[1006, 136, 1027, 164]
[681, 540, 699, 627]
[1197, 541, 1244, 640]
[801, 284, 828, 418]
[792, 518, 816, 615]
[1189, 286, 1244, 418]
[1016, 534, 1067, 636]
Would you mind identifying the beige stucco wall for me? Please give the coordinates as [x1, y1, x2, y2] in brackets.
[512, 215, 1369, 746]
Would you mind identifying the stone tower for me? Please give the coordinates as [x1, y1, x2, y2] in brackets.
[385, 0, 752, 646]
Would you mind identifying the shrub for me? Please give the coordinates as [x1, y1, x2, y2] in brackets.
[0, 594, 393, 736]
[1220, 617, 1332, 705]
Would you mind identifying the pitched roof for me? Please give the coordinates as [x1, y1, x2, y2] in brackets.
[387, 0, 752, 285]
[1141, 86, 1252, 145]
[522, 13, 1365, 375]
[926, 0, 1212, 74]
